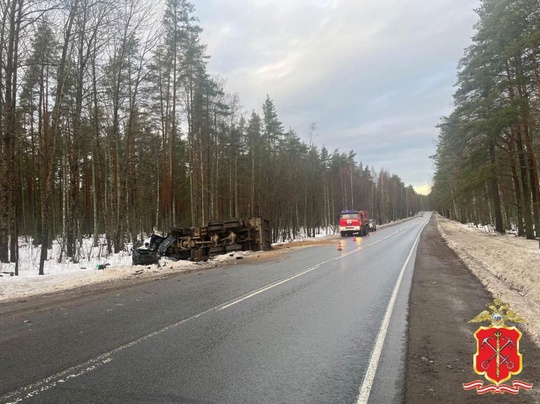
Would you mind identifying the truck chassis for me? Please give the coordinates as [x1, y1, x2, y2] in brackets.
[132, 217, 271, 265]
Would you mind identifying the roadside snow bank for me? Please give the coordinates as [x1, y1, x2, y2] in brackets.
[0, 249, 252, 303]
[437, 215, 540, 346]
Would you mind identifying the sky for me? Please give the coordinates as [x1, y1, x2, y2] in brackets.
[193, 0, 481, 195]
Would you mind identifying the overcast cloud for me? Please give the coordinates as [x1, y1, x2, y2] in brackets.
[194, 0, 480, 194]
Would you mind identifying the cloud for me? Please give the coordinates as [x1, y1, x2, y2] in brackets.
[195, 0, 480, 190]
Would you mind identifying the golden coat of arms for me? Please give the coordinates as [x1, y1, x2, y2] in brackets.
[463, 298, 533, 394]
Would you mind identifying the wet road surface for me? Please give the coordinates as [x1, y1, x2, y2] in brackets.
[0, 214, 430, 404]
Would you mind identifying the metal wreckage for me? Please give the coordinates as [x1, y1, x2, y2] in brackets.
[132, 217, 271, 265]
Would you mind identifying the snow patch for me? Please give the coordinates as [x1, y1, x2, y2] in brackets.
[437, 215, 540, 347]
[0, 236, 253, 303]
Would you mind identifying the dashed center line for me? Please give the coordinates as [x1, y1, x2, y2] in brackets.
[1, 221, 421, 403]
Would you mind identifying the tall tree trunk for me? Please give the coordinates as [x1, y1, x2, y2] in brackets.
[40, 0, 78, 275]
[91, 47, 100, 247]
[0, 0, 21, 263]
[0, 6, 7, 262]
[250, 141, 255, 217]
[508, 140, 524, 235]
[514, 125, 535, 239]
[489, 142, 504, 233]
[505, 63, 535, 239]
[169, 38, 177, 228]
[66, 14, 88, 261]
[517, 79, 540, 236]
[199, 130, 206, 224]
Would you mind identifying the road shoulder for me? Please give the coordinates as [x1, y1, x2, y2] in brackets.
[405, 215, 540, 403]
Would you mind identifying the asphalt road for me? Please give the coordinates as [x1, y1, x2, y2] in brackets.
[0, 214, 430, 404]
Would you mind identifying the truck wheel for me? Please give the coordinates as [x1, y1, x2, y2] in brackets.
[224, 218, 241, 229]
[208, 221, 224, 232]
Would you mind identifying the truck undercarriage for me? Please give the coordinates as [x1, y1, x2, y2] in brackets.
[132, 217, 271, 265]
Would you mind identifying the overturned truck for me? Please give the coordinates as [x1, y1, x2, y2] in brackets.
[132, 217, 271, 265]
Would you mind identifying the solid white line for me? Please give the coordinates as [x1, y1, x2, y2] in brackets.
[220, 221, 416, 311]
[356, 218, 429, 404]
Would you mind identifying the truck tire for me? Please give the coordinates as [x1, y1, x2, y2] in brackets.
[224, 218, 241, 229]
[207, 220, 223, 231]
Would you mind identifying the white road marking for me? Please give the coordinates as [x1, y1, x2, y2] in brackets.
[218, 263, 324, 311]
[1, 308, 215, 404]
[2, 220, 422, 403]
[356, 218, 429, 404]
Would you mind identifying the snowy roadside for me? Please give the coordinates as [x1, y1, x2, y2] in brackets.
[0, 217, 424, 306]
[436, 215, 540, 346]
[0, 230, 340, 304]
[3, 215, 538, 363]
[0, 251, 259, 304]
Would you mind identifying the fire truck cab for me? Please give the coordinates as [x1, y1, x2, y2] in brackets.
[339, 210, 369, 237]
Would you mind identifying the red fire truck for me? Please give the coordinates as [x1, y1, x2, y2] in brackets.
[339, 210, 369, 237]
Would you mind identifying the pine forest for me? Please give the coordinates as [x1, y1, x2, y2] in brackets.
[0, 0, 428, 273]
[431, 0, 540, 239]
